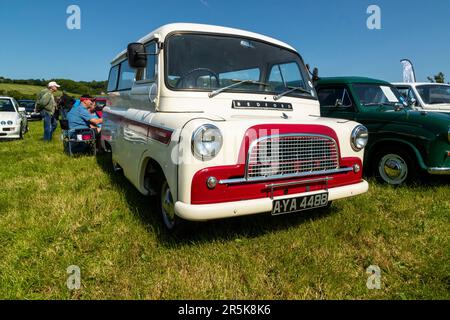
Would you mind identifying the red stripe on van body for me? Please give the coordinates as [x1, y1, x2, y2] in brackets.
[103, 111, 173, 145]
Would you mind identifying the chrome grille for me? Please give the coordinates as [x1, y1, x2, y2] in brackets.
[246, 134, 339, 179]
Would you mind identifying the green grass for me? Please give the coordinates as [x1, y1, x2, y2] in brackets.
[0, 83, 80, 98]
[0, 121, 449, 300]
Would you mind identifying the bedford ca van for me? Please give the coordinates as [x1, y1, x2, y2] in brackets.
[102, 23, 369, 230]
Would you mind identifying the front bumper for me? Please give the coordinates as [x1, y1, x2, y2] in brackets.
[175, 180, 369, 221]
[428, 167, 450, 175]
[0, 126, 21, 138]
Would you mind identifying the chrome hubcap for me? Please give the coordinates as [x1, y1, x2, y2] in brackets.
[379, 154, 408, 185]
[161, 182, 176, 229]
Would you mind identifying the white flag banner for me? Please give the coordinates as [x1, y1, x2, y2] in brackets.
[400, 59, 416, 83]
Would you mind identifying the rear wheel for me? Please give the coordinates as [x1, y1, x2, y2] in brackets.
[373, 148, 416, 185]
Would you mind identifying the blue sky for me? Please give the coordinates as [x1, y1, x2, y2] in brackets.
[0, 0, 448, 82]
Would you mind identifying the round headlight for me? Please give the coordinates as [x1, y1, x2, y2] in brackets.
[192, 124, 223, 161]
[7, 121, 13, 125]
[0, 121, 5, 126]
[351, 125, 369, 151]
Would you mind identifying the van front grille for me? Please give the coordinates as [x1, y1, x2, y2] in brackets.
[246, 134, 339, 179]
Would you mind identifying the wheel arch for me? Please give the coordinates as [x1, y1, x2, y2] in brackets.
[138, 155, 177, 201]
[366, 139, 427, 170]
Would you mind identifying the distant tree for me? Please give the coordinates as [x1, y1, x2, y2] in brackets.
[427, 72, 445, 83]
[0, 76, 107, 95]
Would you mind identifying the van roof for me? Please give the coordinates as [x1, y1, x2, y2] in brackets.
[111, 23, 297, 64]
[393, 82, 450, 86]
[317, 77, 391, 86]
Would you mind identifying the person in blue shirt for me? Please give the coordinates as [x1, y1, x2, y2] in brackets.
[72, 99, 81, 108]
[87, 102, 102, 132]
[67, 95, 103, 130]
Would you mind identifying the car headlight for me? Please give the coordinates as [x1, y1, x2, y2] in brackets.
[351, 125, 369, 151]
[191, 124, 223, 161]
[7, 120, 14, 126]
[0, 121, 5, 126]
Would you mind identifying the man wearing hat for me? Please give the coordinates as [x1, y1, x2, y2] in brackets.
[67, 95, 103, 130]
[36, 81, 60, 141]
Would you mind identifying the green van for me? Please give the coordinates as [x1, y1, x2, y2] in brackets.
[316, 77, 450, 185]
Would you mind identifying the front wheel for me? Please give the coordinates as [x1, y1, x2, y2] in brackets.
[160, 180, 178, 231]
[157, 179, 188, 233]
[373, 148, 416, 185]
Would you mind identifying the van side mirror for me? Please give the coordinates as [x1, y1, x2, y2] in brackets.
[312, 68, 319, 82]
[127, 43, 147, 69]
[335, 99, 343, 107]
[306, 64, 320, 83]
[409, 98, 418, 107]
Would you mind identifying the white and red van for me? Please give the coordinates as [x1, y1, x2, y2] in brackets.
[102, 23, 369, 231]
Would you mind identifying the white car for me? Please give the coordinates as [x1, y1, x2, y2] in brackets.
[102, 23, 369, 231]
[393, 82, 450, 113]
[0, 96, 28, 139]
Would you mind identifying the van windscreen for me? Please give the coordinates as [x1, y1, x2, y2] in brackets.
[166, 33, 314, 99]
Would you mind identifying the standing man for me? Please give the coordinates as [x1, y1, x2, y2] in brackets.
[36, 81, 60, 141]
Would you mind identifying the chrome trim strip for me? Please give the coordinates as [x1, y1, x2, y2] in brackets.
[219, 167, 353, 185]
[244, 133, 339, 179]
[428, 167, 450, 175]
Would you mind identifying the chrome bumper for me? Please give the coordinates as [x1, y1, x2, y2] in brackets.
[175, 180, 369, 221]
[428, 167, 450, 175]
[219, 167, 354, 185]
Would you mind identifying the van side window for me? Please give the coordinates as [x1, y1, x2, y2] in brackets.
[117, 60, 136, 91]
[397, 87, 417, 102]
[268, 62, 305, 92]
[107, 65, 120, 92]
[317, 87, 352, 108]
[145, 42, 157, 81]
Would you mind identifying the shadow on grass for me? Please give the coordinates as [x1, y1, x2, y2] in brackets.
[95, 153, 339, 246]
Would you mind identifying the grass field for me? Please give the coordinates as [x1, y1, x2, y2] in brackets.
[0, 83, 79, 98]
[0, 121, 449, 300]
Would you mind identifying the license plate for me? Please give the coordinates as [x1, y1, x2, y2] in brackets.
[272, 192, 329, 216]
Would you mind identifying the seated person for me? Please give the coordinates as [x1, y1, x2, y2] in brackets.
[87, 103, 102, 132]
[94, 100, 105, 118]
[72, 99, 81, 109]
[67, 95, 103, 132]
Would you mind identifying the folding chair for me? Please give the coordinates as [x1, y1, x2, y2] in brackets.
[60, 119, 97, 156]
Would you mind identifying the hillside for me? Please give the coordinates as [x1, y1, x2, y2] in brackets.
[0, 83, 81, 100]
[0, 77, 107, 100]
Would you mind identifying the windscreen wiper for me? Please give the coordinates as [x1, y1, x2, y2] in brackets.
[209, 79, 270, 98]
[273, 86, 312, 101]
